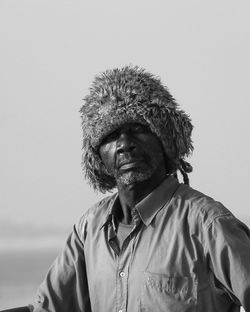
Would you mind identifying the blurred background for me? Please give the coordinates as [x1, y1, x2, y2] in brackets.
[1, 0, 250, 310]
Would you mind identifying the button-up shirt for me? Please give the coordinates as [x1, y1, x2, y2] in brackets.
[31, 176, 250, 312]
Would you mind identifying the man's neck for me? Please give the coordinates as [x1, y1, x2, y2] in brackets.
[117, 173, 167, 225]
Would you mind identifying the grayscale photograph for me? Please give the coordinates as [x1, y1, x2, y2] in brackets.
[0, 1, 250, 311]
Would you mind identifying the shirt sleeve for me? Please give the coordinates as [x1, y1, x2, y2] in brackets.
[204, 213, 250, 311]
[31, 225, 91, 312]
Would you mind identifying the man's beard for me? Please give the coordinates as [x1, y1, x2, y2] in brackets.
[114, 157, 159, 186]
[116, 168, 154, 186]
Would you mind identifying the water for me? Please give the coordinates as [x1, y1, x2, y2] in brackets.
[0, 249, 58, 309]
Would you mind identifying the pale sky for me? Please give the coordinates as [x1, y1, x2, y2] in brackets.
[1, 0, 250, 248]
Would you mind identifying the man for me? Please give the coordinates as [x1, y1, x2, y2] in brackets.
[31, 66, 250, 311]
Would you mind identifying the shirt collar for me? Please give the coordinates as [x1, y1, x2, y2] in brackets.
[99, 193, 119, 230]
[135, 175, 180, 226]
[100, 175, 180, 229]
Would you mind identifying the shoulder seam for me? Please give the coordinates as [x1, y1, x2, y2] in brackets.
[205, 212, 233, 230]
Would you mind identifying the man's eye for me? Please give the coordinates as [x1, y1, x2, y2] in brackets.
[133, 125, 149, 133]
[104, 131, 118, 142]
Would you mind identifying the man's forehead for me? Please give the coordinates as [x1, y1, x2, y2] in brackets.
[98, 122, 153, 147]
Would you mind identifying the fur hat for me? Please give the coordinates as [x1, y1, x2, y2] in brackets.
[80, 66, 193, 192]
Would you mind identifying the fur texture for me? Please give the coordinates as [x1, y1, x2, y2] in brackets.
[80, 66, 193, 192]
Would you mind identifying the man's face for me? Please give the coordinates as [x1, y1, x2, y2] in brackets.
[98, 123, 167, 187]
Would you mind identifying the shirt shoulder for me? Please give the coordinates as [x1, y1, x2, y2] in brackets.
[175, 183, 233, 228]
[75, 193, 116, 243]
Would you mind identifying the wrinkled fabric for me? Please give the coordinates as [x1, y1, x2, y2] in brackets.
[31, 176, 250, 312]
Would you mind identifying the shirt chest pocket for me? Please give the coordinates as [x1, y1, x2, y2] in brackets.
[140, 272, 197, 312]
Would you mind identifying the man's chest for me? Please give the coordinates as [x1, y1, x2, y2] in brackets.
[84, 218, 203, 312]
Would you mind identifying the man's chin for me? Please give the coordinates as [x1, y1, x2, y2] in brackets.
[116, 170, 153, 187]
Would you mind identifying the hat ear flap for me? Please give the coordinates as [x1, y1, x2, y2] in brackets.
[178, 112, 194, 157]
[81, 143, 116, 192]
[165, 110, 193, 159]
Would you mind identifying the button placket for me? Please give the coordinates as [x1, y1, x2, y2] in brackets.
[116, 246, 131, 312]
[115, 221, 142, 312]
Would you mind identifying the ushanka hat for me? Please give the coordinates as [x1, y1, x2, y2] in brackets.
[80, 66, 193, 192]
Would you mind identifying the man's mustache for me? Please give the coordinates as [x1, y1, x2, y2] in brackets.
[115, 151, 150, 171]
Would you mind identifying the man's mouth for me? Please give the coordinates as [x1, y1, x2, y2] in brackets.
[118, 159, 145, 170]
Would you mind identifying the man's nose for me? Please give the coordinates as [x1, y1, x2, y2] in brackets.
[116, 132, 136, 155]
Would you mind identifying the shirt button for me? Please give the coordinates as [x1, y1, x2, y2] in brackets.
[119, 271, 126, 278]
